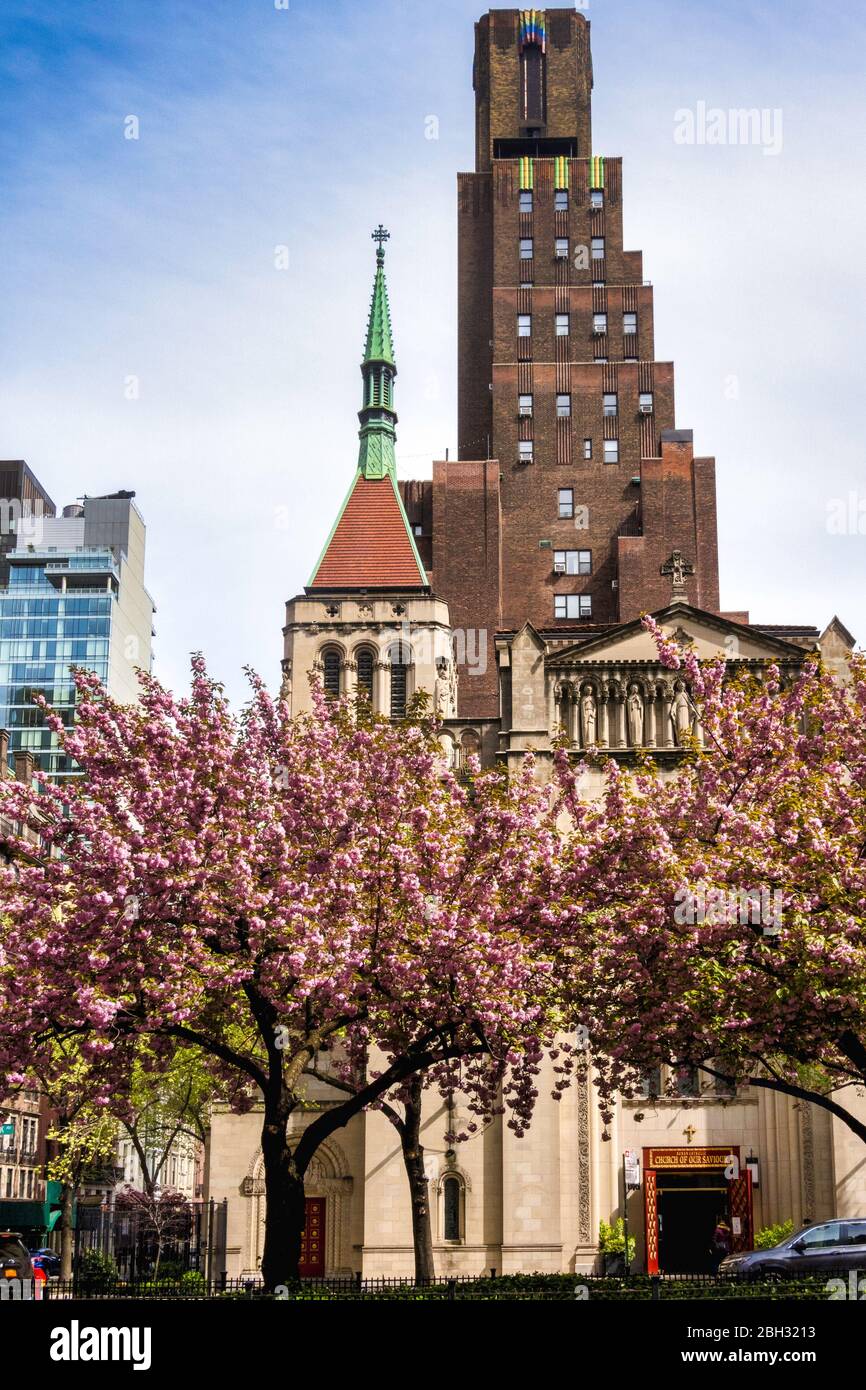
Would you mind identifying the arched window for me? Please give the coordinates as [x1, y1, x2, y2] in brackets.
[460, 729, 481, 764]
[388, 641, 411, 719]
[321, 649, 341, 698]
[356, 649, 375, 704]
[443, 1175, 462, 1242]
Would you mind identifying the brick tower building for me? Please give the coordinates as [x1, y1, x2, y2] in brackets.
[214, 7, 862, 1281]
[401, 6, 723, 720]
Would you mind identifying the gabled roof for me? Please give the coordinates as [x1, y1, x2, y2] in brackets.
[307, 469, 427, 590]
[545, 601, 815, 668]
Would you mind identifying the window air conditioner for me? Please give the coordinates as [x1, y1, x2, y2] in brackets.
[553, 561, 566, 573]
[639, 402, 654, 414]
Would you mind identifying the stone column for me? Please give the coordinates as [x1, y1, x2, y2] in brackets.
[645, 693, 656, 749]
[662, 687, 676, 749]
[375, 661, 390, 717]
[342, 660, 357, 702]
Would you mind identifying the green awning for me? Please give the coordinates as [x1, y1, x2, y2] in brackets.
[0, 1200, 49, 1230]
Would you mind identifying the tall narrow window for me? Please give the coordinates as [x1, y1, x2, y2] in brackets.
[321, 649, 341, 697]
[519, 237, 534, 260]
[521, 44, 545, 124]
[356, 649, 374, 704]
[591, 237, 605, 261]
[623, 312, 638, 336]
[519, 190, 533, 214]
[389, 642, 410, 718]
[443, 1175, 462, 1241]
[517, 314, 532, 338]
[554, 189, 569, 213]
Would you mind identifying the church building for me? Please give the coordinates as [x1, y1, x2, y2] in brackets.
[206, 7, 862, 1279]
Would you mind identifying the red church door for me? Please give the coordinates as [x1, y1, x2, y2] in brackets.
[728, 1169, 754, 1253]
[299, 1198, 326, 1276]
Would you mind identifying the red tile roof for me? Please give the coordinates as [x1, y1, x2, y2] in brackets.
[309, 472, 427, 589]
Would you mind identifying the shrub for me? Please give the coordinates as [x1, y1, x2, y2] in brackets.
[76, 1247, 119, 1291]
[598, 1218, 636, 1265]
[754, 1220, 795, 1250]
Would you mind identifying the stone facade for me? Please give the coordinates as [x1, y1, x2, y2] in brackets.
[208, 605, 865, 1279]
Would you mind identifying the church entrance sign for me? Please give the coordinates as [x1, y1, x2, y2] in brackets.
[642, 1147, 753, 1274]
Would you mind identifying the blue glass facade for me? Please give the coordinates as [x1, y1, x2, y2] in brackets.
[0, 551, 117, 778]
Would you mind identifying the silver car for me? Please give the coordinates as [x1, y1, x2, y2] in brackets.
[720, 1219, 866, 1279]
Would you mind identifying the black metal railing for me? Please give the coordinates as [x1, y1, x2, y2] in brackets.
[37, 1268, 864, 1302]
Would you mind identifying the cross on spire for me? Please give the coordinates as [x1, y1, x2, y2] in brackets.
[372, 224, 390, 263]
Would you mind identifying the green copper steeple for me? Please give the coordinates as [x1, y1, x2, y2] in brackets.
[357, 226, 398, 479]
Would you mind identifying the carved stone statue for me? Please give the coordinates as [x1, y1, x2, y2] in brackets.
[581, 686, 597, 746]
[627, 683, 644, 746]
[671, 680, 692, 745]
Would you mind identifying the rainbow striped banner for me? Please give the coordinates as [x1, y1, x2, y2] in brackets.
[519, 9, 546, 52]
[590, 155, 605, 189]
[554, 156, 569, 189]
[519, 156, 534, 190]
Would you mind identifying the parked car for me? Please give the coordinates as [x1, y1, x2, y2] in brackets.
[29, 1247, 60, 1277]
[720, 1219, 866, 1279]
[0, 1232, 35, 1282]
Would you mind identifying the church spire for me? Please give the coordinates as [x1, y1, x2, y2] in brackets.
[357, 226, 398, 480]
[306, 227, 427, 591]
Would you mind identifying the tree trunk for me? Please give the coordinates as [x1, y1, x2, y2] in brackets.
[400, 1077, 435, 1284]
[59, 1182, 75, 1280]
[259, 1094, 306, 1292]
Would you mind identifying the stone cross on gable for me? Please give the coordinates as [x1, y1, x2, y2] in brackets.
[660, 550, 695, 596]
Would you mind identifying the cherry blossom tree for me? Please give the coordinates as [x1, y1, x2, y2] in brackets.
[553, 620, 866, 1145]
[0, 662, 562, 1288]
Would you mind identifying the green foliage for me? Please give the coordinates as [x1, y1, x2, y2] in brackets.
[754, 1220, 795, 1250]
[598, 1217, 636, 1263]
[77, 1247, 118, 1290]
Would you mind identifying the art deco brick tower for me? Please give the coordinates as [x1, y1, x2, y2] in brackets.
[402, 7, 722, 719]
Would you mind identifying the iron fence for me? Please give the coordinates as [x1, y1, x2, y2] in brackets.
[73, 1197, 227, 1284]
[38, 1268, 863, 1302]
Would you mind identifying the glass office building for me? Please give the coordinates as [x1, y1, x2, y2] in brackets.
[0, 491, 154, 780]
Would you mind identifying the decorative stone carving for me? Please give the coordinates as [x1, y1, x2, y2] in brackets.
[627, 683, 644, 747]
[671, 680, 693, 745]
[577, 1074, 591, 1243]
[580, 685, 597, 746]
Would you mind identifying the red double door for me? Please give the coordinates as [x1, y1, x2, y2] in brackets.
[299, 1197, 326, 1277]
[642, 1148, 753, 1274]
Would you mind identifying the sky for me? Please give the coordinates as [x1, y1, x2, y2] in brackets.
[1, 0, 864, 707]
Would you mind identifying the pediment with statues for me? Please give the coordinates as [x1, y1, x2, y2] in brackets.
[495, 604, 830, 764]
[546, 603, 815, 754]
